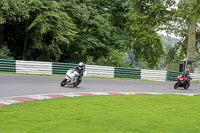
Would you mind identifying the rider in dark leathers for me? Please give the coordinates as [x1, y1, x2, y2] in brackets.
[180, 69, 191, 81]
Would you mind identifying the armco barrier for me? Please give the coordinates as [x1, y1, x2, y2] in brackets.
[0, 59, 199, 82]
[16, 60, 52, 75]
[86, 64, 114, 78]
[114, 67, 141, 79]
[166, 71, 182, 81]
[0, 59, 16, 72]
[52, 62, 77, 75]
[190, 73, 200, 82]
[141, 69, 167, 81]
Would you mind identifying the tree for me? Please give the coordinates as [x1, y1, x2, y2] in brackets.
[24, 0, 77, 61]
[59, 0, 132, 65]
[165, 0, 200, 72]
[125, 0, 175, 68]
[0, 0, 29, 48]
[86, 49, 132, 67]
[0, 0, 77, 61]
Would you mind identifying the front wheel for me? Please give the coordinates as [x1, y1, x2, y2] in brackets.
[61, 79, 67, 87]
[174, 82, 179, 89]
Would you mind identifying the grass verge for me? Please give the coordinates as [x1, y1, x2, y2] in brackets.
[0, 95, 200, 133]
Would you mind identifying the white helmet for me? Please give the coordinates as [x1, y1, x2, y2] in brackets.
[78, 62, 84, 67]
[185, 69, 190, 74]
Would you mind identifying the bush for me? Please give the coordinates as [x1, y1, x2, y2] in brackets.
[0, 45, 14, 59]
[86, 49, 132, 67]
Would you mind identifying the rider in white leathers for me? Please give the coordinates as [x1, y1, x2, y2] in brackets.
[73, 62, 85, 84]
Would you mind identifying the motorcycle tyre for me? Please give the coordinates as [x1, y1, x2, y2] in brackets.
[61, 79, 67, 87]
[184, 82, 190, 89]
[174, 82, 179, 89]
[73, 80, 82, 87]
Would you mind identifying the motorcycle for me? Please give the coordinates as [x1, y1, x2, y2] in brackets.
[174, 76, 192, 89]
[60, 69, 86, 87]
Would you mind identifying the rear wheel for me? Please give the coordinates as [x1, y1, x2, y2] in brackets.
[73, 79, 82, 87]
[184, 82, 190, 89]
[61, 79, 67, 87]
[174, 82, 179, 89]
[73, 83, 77, 87]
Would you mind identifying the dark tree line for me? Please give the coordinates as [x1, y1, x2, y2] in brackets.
[0, 0, 199, 69]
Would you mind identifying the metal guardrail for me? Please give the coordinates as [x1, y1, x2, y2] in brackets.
[190, 73, 200, 82]
[0, 59, 16, 72]
[86, 65, 115, 78]
[166, 71, 182, 81]
[16, 60, 52, 74]
[0, 59, 199, 82]
[114, 67, 141, 79]
[52, 62, 77, 75]
[141, 69, 167, 81]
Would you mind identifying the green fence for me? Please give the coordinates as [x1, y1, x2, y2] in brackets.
[52, 62, 77, 75]
[166, 71, 182, 81]
[0, 59, 16, 72]
[114, 67, 141, 79]
[0, 59, 188, 82]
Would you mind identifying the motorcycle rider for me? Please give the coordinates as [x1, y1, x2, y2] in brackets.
[174, 69, 192, 89]
[74, 62, 85, 81]
[180, 69, 191, 81]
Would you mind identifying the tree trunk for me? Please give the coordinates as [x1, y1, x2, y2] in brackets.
[187, 21, 196, 73]
[186, 0, 197, 73]
[22, 35, 28, 60]
[0, 24, 3, 47]
[22, 22, 28, 60]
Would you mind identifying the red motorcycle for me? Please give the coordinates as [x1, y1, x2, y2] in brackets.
[174, 76, 192, 89]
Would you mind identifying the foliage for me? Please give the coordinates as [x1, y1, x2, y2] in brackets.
[1, 0, 192, 69]
[86, 49, 132, 67]
[0, 0, 29, 24]
[0, 0, 77, 61]
[127, 34, 178, 69]
[0, 45, 13, 59]
[125, 0, 176, 68]
[59, 0, 132, 65]
[165, 0, 200, 63]
[160, 35, 178, 68]
[26, 0, 77, 61]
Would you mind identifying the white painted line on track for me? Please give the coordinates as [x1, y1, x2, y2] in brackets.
[0, 101, 14, 105]
[1, 100, 21, 104]
[58, 93, 85, 97]
[0, 92, 199, 107]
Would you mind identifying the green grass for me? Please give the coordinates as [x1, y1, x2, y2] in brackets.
[1, 95, 200, 133]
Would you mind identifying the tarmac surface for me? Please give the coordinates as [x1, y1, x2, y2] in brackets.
[0, 74, 199, 99]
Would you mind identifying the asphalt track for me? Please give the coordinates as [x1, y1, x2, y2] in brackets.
[0, 74, 199, 99]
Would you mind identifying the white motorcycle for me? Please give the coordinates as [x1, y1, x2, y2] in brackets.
[60, 69, 85, 87]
